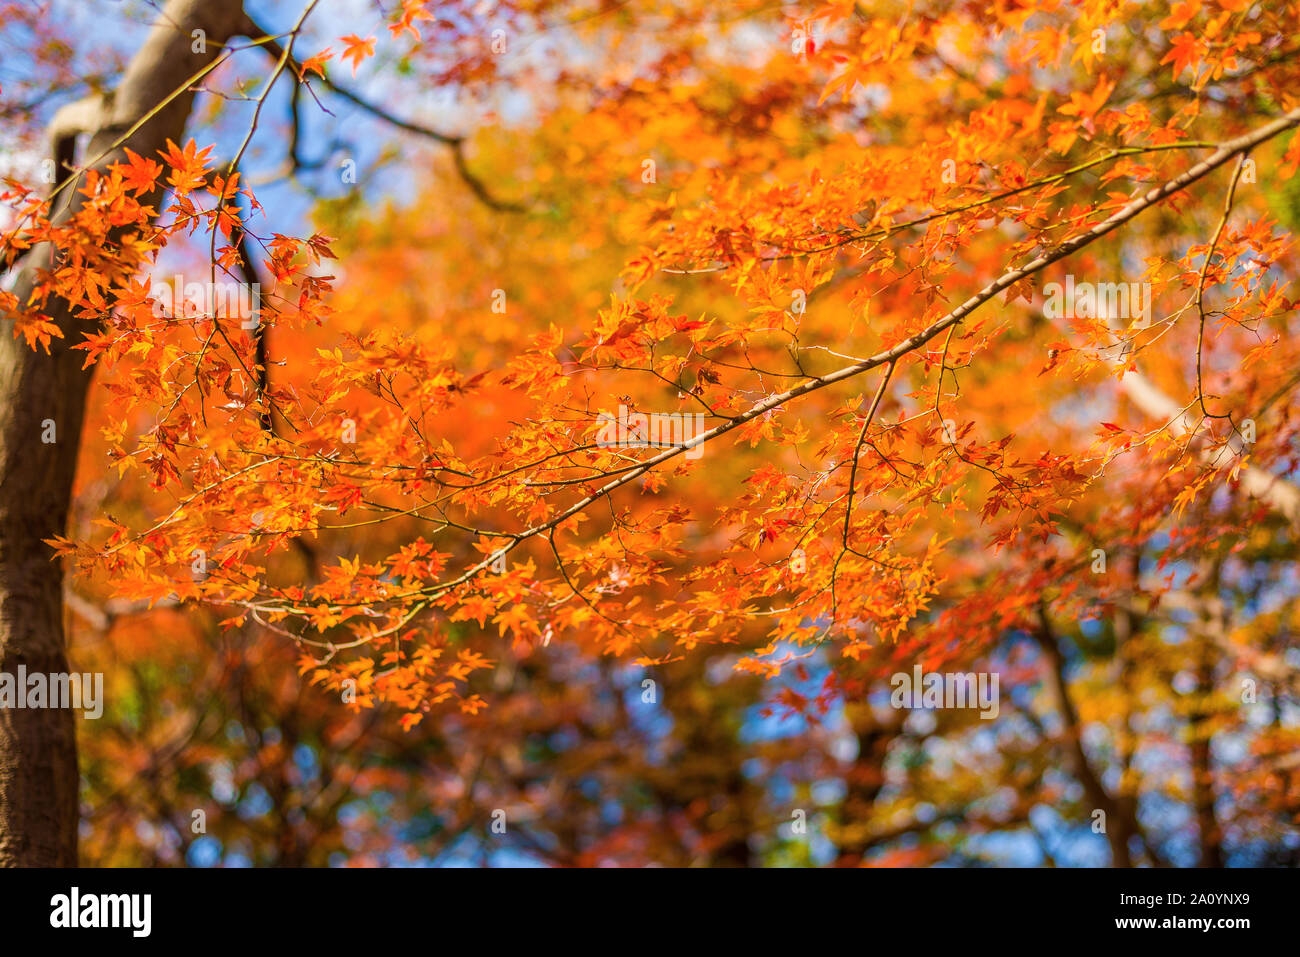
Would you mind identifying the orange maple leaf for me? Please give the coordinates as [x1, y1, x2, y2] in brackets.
[13, 314, 64, 353]
[1161, 33, 1204, 79]
[113, 148, 163, 194]
[390, 0, 434, 41]
[300, 47, 333, 79]
[158, 138, 213, 195]
[340, 34, 376, 75]
[1058, 76, 1116, 120]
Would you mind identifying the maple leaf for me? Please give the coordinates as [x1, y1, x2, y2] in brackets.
[340, 34, 376, 75]
[1159, 0, 1202, 30]
[452, 594, 497, 629]
[492, 603, 534, 639]
[12, 313, 64, 353]
[390, 0, 434, 41]
[158, 138, 213, 195]
[1058, 75, 1116, 120]
[113, 148, 163, 194]
[300, 47, 333, 79]
[1161, 33, 1204, 80]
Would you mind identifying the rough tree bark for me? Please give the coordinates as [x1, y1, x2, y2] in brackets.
[0, 0, 253, 867]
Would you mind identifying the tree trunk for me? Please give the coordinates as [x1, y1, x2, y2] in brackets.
[0, 0, 253, 867]
[833, 701, 902, 866]
[1033, 612, 1138, 867]
[1190, 635, 1223, 867]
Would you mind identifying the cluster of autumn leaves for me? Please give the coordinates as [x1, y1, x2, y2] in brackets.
[3, 0, 1299, 863]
